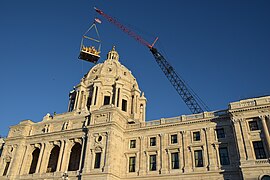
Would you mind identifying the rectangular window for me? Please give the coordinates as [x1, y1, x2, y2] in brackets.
[253, 141, 266, 159]
[219, 147, 230, 165]
[94, 87, 98, 105]
[130, 140, 136, 148]
[216, 128, 225, 139]
[249, 120, 259, 131]
[3, 162, 10, 176]
[194, 150, 203, 167]
[171, 134, 178, 144]
[150, 137, 156, 146]
[193, 131, 201, 141]
[103, 96, 110, 105]
[122, 99, 127, 112]
[0, 147, 3, 157]
[149, 155, 157, 171]
[129, 157, 136, 172]
[94, 152, 101, 168]
[171, 152, 179, 169]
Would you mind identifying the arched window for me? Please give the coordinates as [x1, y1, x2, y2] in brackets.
[261, 175, 270, 180]
[29, 148, 40, 174]
[47, 146, 60, 173]
[68, 143, 82, 171]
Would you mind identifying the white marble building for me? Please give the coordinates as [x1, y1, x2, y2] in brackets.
[0, 47, 270, 180]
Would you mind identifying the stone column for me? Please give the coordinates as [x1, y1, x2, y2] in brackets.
[91, 86, 97, 106]
[74, 90, 80, 110]
[260, 116, 270, 155]
[19, 144, 33, 175]
[77, 91, 83, 110]
[8, 144, 19, 176]
[56, 140, 65, 172]
[22, 145, 36, 175]
[39, 142, 53, 173]
[94, 86, 100, 106]
[18, 145, 28, 175]
[81, 91, 86, 110]
[118, 88, 122, 109]
[36, 143, 45, 173]
[61, 140, 72, 172]
[79, 135, 86, 172]
[266, 115, 270, 132]
[115, 87, 120, 107]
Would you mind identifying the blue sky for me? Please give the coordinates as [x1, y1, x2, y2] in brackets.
[0, 0, 270, 137]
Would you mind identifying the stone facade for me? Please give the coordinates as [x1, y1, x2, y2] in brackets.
[0, 47, 270, 180]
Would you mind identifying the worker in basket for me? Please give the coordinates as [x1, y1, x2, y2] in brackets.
[82, 45, 100, 56]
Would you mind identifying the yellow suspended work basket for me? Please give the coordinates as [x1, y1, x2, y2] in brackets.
[78, 22, 101, 64]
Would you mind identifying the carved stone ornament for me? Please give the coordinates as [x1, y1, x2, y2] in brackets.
[95, 146, 102, 152]
[5, 156, 11, 162]
[34, 143, 41, 149]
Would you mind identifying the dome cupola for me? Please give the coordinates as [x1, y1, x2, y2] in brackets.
[107, 46, 119, 61]
[68, 46, 147, 122]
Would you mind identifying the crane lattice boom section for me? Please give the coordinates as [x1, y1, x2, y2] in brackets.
[95, 7, 151, 48]
[95, 7, 208, 114]
[150, 48, 204, 113]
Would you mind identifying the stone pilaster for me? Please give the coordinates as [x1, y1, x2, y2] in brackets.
[260, 115, 270, 156]
[203, 128, 210, 171]
[36, 143, 45, 173]
[207, 127, 217, 170]
[212, 144, 220, 169]
[159, 133, 166, 174]
[185, 131, 192, 172]
[102, 132, 109, 172]
[138, 136, 145, 175]
[188, 146, 194, 171]
[180, 131, 185, 173]
[239, 118, 253, 160]
[232, 118, 247, 161]
[83, 134, 92, 173]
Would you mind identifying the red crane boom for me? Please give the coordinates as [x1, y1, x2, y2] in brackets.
[94, 7, 209, 114]
[94, 7, 158, 49]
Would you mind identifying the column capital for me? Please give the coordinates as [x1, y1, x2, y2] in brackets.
[180, 130, 186, 135]
[158, 133, 164, 137]
[203, 127, 210, 132]
[232, 118, 241, 123]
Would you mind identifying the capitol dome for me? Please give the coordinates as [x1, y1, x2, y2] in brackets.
[68, 46, 147, 122]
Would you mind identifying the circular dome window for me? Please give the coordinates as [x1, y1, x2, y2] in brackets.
[98, 136, 102, 142]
